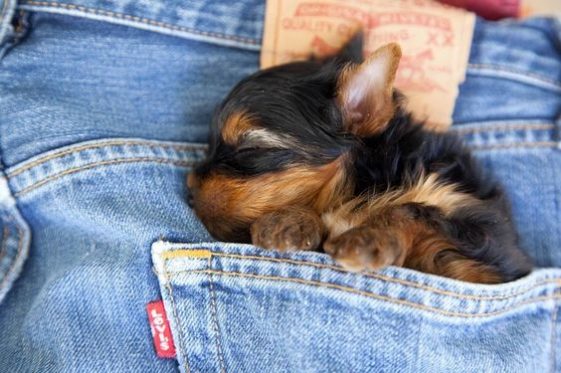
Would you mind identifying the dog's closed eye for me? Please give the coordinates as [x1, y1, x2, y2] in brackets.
[236, 146, 260, 153]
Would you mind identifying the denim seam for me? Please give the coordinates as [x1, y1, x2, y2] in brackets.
[208, 256, 227, 373]
[0, 226, 9, 264]
[163, 265, 191, 373]
[0, 0, 14, 44]
[18, 1, 260, 46]
[7, 140, 206, 178]
[468, 63, 561, 89]
[551, 305, 558, 373]
[171, 269, 561, 318]
[0, 225, 23, 291]
[0, 0, 9, 29]
[14, 157, 196, 197]
[0, 115, 31, 303]
[168, 252, 561, 302]
[1, 8, 30, 59]
[452, 123, 555, 134]
[471, 141, 558, 151]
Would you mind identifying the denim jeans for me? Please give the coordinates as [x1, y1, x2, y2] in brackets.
[0, 0, 560, 372]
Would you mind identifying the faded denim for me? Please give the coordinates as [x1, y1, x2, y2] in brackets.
[0, 0, 560, 372]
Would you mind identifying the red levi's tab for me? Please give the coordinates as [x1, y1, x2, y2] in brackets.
[146, 300, 176, 359]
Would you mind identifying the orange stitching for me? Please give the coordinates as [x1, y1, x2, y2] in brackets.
[165, 251, 561, 302]
[161, 249, 212, 260]
[163, 263, 191, 373]
[471, 141, 557, 151]
[176, 269, 561, 318]
[19, 1, 260, 45]
[452, 123, 555, 135]
[14, 157, 195, 197]
[7, 139, 206, 177]
[468, 63, 561, 88]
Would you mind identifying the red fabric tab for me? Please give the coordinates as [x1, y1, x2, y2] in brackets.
[439, 0, 520, 20]
[147, 300, 177, 359]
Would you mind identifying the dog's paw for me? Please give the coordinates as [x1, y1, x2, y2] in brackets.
[250, 207, 324, 251]
[324, 226, 403, 272]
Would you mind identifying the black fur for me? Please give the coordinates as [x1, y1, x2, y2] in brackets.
[196, 59, 352, 178]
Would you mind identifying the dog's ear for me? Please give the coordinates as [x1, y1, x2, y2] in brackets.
[336, 43, 402, 137]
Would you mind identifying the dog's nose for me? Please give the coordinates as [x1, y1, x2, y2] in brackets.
[186, 189, 194, 208]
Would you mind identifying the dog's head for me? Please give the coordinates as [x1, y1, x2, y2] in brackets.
[188, 37, 402, 242]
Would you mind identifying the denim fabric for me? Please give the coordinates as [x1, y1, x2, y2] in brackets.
[153, 242, 561, 373]
[0, 0, 560, 372]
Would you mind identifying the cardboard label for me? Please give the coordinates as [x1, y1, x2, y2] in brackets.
[261, 0, 476, 130]
[147, 300, 176, 359]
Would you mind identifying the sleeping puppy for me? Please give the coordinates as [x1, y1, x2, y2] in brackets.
[187, 36, 532, 283]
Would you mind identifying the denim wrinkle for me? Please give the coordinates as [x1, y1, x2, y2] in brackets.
[18, 0, 263, 50]
[0, 0, 16, 44]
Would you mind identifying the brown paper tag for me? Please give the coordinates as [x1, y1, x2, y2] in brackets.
[261, 0, 475, 131]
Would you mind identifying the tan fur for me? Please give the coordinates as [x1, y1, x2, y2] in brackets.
[322, 172, 500, 283]
[221, 111, 257, 145]
[322, 172, 478, 238]
[367, 172, 479, 217]
[250, 207, 324, 251]
[322, 198, 366, 239]
[337, 43, 402, 137]
[192, 157, 351, 241]
[313, 154, 353, 211]
[385, 215, 501, 284]
[437, 259, 502, 284]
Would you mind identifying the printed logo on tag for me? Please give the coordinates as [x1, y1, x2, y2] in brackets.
[147, 300, 176, 359]
[261, 0, 475, 130]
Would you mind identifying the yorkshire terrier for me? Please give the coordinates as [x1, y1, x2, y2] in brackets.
[187, 35, 532, 283]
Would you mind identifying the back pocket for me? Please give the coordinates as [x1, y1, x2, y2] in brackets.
[152, 241, 561, 373]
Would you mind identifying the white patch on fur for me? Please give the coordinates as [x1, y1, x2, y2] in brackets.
[241, 129, 297, 149]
